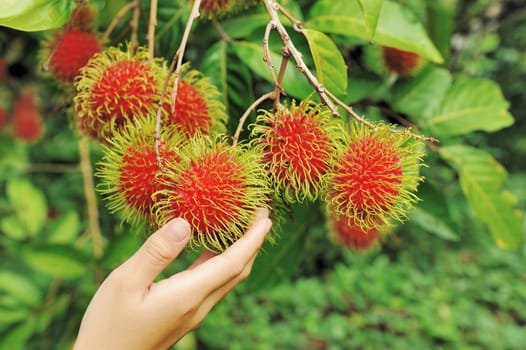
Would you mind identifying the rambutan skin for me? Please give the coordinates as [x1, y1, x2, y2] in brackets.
[381, 46, 423, 76]
[329, 215, 382, 251]
[163, 65, 227, 138]
[12, 89, 43, 143]
[325, 122, 425, 230]
[47, 30, 101, 83]
[96, 116, 185, 226]
[251, 99, 346, 203]
[74, 46, 166, 141]
[155, 135, 271, 252]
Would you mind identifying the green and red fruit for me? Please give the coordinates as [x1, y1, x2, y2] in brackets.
[252, 99, 346, 203]
[96, 116, 185, 226]
[163, 65, 227, 138]
[155, 135, 271, 252]
[45, 29, 101, 83]
[325, 122, 425, 231]
[74, 46, 165, 141]
[381, 46, 424, 76]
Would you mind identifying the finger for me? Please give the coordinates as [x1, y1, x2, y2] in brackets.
[188, 250, 217, 270]
[115, 218, 191, 291]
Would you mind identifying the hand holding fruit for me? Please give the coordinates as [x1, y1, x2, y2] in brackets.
[73, 209, 272, 350]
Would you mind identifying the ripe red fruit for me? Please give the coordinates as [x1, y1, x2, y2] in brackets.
[163, 65, 227, 138]
[68, 4, 97, 30]
[97, 116, 185, 226]
[12, 89, 43, 142]
[329, 215, 381, 251]
[155, 135, 271, 252]
[252, 99, 346, 203]
[325, 122, 425, 230]
[46, 30, 101, 83]
[381, 46, 423, 76]
[74, 46, 165, 141]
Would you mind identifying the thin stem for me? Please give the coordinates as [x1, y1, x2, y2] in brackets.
[261, 0, 339, 116]
[148, 0, 158, 59]
[233, 91, 275, 146]
[170, 0, 202, 113]
[78, 136, 103, 259]
[130, 0, 141, 54]
[103, 1, 136, 41]
[25, 163, 80, 173]
[263, 21, 279, 86]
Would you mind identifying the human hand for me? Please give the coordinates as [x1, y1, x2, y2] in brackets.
[73, 208, 272, 350]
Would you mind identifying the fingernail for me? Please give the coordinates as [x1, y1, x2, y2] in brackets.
[254, 208, 270, 221]
[165, 218, 191, 243]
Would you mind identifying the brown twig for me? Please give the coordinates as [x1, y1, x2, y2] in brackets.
[148, 0, 158, 59]
[169, 0, 203, 113]
[212, 19, 233, 43]
[233, 91, 275, 146]
[130, 0, 141, 54]
[78, 136, 103, 259]
[102, 1, 136, 41]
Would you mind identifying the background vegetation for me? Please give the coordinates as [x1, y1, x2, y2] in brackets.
[0, 0, 525, 349]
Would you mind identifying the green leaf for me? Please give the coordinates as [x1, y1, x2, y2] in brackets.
[409, 208, 459, 241]
[0, 271, 42, 307]
[0, 0, 74, 31]
[6, 178, 47, 237]
[303, 29, 348, 99]
[47, 210, 80, 244]
[0, 216, 28, 240]
[391, 66, 452, 122]
[440, 145, 523, 250]
[307, 0, 443, 63]
[357, 0, 384, 38]
[0, 318, 36, 350]
[421, 78, 514, 136]
[231, 41, 313, 99]
[21, 245, 88, 280]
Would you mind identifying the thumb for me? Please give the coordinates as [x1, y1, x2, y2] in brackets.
[120, 218, 192, 290]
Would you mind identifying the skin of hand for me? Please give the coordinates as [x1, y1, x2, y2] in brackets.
[73, 208, 272, 350]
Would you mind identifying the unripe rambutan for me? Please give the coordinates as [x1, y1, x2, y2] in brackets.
[74, 46, 165, 141]
[163, 65, 227, 138]
[381, 46, 424, 76]
[45, 30, 101, 83]
[251, 99, 346, 203]
[328, 215, 382, 251]
[198, 0, 259, 19]
[96, 116, 185, 226]
[325, 122, 425, 230]
[155, 135, 271, 252]
[12, 88, 43, 142]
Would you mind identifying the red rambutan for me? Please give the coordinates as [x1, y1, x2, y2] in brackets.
[163, 65, 227, 138]
[199, 0, 259, 19]
[12, 88, 43, 143]
[155, 135, 271, 252]
[381, 46, 423, 76]
[96, 116, 185, 226]
[46, 30, 101, 83]
[74, 46, 165, 141]
[329, 215, 382, 251]
[252, 99, 346, 203]
[67, 4, 98, 30]
[325, 122, 425, 230]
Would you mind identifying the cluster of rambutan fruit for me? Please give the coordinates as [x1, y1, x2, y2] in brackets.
[38, 2, 426, 253]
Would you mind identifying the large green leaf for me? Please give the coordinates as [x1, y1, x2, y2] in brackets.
[307, 0, 443, 63]
[21, 245, 88, 280]
[391, 66, 452, 122]
[0, 0, 74, 31]
[303, 29, 348, 99]
[231, 41, 313, 99]
[409, 208, 459, 241]
[6, 178, 47, 237]
[46, 210, 80, 244]
[0, 271, 42, 307]
[0, 318, 36, 350]
[440, 145, 523, 250]
[357, 0, 384, 38]
[421, 78, 514, 136]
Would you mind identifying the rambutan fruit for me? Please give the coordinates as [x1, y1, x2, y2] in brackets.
[381, 46, 424, 76]
[12, 88, 43, 143]
[68, 4, 98, 30]
[74, 46, 165, 141]
[45, 29, 101, 83]
[154, 135, 271, 252]
[325, 122, 425, 231]
[163, 65, 227, 138]
[328, 215, 382, 252]
[251, 99, 346, 203]
[96, 116, 185, 226]
[198, 0, 259, 19]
